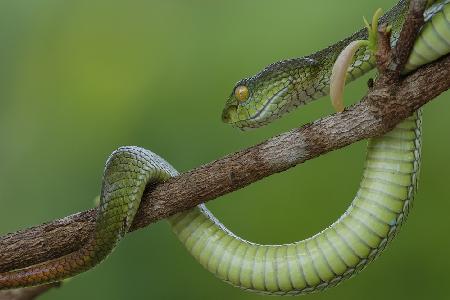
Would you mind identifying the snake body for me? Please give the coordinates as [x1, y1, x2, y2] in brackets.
[0, 0, 449, 295]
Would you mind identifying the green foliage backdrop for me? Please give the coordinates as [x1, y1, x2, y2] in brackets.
[0, 0, 449, 299]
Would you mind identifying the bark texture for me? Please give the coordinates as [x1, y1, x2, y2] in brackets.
[0, 283, 61, 300]
[0, 2, 449, 299]
[0, 54, 448, 274]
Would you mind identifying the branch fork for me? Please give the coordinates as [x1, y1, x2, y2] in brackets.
[0, 1, 448, 299]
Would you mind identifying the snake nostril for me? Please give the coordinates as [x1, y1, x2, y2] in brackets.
[222, 106, 237, 124]
[221, 111, 230, 123]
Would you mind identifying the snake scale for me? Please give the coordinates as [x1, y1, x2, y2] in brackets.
[0, 0, 449, 295]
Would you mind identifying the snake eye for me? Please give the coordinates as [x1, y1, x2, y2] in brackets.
[234, 85, 249, 102]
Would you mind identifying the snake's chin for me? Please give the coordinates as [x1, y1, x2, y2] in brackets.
[234, 124, 253, 131]
[232, 120, 271, 131]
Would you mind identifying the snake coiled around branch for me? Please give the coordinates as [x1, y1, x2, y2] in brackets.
[0, 0, 449, 295]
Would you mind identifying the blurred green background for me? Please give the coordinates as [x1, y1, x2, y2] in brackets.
[0, 0, 449, 299]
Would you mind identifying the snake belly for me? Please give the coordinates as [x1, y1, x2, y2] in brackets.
[0, 0, 448, 294]
[170, 0, 449, 295]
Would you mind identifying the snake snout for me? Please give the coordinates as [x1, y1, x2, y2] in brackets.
[221, 105, 238, 124]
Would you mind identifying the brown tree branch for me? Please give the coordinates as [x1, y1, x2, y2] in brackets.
[0, 54, 448, 274]
[0, 283, 61, 300]
[388, 0, 428, 74]
[0, 0, 448, 288]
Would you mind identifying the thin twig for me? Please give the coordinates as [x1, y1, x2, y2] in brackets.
[389, 0, 428, 74]
[374, 0, 430, 112]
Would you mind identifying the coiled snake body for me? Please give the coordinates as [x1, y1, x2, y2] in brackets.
[1, 0, 449, 295]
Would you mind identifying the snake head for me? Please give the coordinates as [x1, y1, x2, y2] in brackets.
[222, 57, 319, 130]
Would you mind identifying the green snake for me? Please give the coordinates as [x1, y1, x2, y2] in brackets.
[0, 0, 449, 295]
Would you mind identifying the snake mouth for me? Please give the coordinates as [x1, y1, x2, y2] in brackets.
[223, 85, 291, 130]
[222, 81, 291, 130]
